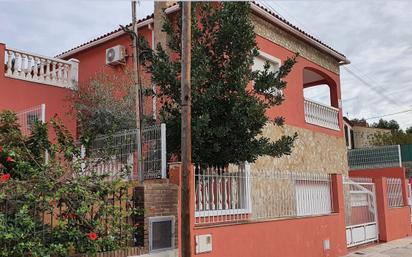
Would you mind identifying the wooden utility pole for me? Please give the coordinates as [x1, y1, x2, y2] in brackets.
[131, 1, 144, 183]
[181, 2, 192, 257]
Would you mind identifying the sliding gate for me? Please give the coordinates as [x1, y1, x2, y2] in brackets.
[344, 178, 378, 247]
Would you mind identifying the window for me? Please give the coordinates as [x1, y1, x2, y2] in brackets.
[252, 51, 282, 96]
[149, 216, 175, 252]
[26, 112, 40, 132]
[295, 180, 332, 216]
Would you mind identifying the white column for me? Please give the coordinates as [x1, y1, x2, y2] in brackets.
[68, 58, 80, 89]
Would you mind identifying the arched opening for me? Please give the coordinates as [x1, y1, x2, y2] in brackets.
[303, 68, 340, 130]
[304, 84, 331, 106]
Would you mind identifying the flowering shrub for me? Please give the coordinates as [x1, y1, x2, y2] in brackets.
[0, 111, 139, 257]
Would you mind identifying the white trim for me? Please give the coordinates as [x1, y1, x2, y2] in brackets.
[195, 208, 250, 218]
[57, 18, 154, 59]
[40, 104, 46, 122]
[258, 50, 281, 66]
[165, 4, 179, 14]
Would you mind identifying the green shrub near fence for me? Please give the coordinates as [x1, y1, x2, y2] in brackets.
[0, 111, 141, 257]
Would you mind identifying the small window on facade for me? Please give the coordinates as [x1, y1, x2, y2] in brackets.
[350, 130, 355, 149]
[252, 52, 281, 96]
[149, 216, 174, 252]
[344, 125, 349, 147]
[26, 112, 40, 132]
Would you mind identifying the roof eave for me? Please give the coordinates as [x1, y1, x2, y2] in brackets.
[56, 18, 154, 59]
[164, 3, 350, 65]
[249, 4, 350, 65]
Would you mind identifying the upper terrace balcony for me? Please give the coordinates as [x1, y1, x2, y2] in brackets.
[348, 144, 412, 171]
[303, 67, 340, 131]
[3, 45, 78, 89]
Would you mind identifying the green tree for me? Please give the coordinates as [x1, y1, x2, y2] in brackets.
[372, 131, 412, 145]
[145, 2, 297, 166]
[372, 118, 401, 132]
[406, 126, 412, 134]
[72, 72, 137, 142]
[350, 118, 368, 127]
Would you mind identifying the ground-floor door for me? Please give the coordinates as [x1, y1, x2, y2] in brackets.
[344, 177, 379, 248]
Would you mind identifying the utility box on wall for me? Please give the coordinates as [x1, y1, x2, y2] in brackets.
[195, 234, 212, 254]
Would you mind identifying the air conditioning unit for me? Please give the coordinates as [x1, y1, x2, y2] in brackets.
[105, 45, 126, 65]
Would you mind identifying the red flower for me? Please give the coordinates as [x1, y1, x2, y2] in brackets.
[1, 173, 10, 182]
[0, 146, 3, 152]
[88, 232, 97, 241]
[68, 213, 77, 219]
[5, 157, 14, 163]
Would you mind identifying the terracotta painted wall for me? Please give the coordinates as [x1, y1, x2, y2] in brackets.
[191, 174, 347, 257]
[0, 43, 77, 137]
[63, 26, 155, 119]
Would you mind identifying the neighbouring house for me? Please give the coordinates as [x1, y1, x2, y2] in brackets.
[0, 43, 79, 137]
[343, 117, 391, 149]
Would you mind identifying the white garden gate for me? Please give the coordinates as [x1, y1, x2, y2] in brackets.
[344, 177, 378, 247]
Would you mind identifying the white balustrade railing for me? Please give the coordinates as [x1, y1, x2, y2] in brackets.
[4, 47, 79, 89]
[304, 98, 340, 130]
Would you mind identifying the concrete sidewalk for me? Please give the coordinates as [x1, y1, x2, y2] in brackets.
[345, 237, 412, 257]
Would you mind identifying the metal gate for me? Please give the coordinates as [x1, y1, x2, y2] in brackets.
[344, 177, 378, 247]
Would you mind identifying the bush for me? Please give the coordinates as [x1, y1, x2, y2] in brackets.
[0, 111, 139, 257]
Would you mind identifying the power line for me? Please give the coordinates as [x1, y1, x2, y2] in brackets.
[365, 109, 412, 120]
[342, 66, 404, 107]
[262, 1, 411, 108]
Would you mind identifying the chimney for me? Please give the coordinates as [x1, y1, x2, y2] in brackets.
[153, 1, 176, 51]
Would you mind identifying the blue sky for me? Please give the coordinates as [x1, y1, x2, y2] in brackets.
[1, 0, 411, 129]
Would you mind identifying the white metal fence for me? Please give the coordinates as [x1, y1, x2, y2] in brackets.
[16, 104, 46, 136]
[86, 124, 166, 181]
[348, 145, 402, 170]
[304, 98, 340, 131]
[387, 178, 404, 208]
[194, 165, 334, 225]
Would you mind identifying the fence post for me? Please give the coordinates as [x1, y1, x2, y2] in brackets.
[67, 58, 79, 88]
[0, 43, 5, 81]
[40, 104, 46, 123]
[161, 123, 167, 179]
[330, 173, 348, 255]
[401, 169, 409, 207]
[374, 177, 389, 242]
[168, 163, 182, 257]
[398, 145, 402, 167]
